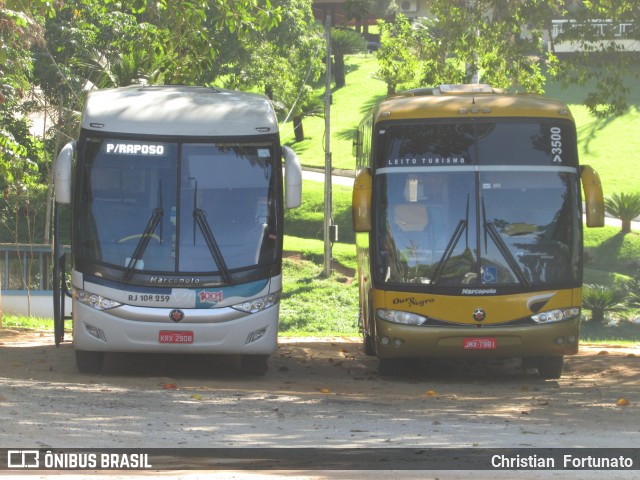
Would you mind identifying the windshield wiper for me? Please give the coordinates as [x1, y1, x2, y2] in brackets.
[431, 194, 470, 286]
[122, 207, 163, 281]
[482, 200, 530, 287]
[193, 208, 231, 283]
[190, 181, 231, 283]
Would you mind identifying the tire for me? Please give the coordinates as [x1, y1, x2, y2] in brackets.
[537, 356, 564, 379]
[241, 355, 269, 376]
[75, 350, 105, 374]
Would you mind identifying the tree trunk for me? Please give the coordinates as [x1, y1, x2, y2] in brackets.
[334, 54, 346, 88]
[592, 308, 605, 325]
[293, 116, 304, 142]
[622, 219, 631, 234]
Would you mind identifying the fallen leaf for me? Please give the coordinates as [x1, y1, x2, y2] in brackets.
[597, 351, 609, 355]
[162, 383, 177, 390]
[424, 390, 438, 396]
[191, 394, 202, 400]
[616, 398, 630, 407]
[320, 388, 330, 394]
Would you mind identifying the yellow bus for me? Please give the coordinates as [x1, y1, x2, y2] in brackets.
[352, 84, 604, 379]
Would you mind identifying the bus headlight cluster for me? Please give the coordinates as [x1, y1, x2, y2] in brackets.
[377, 309, 427, 326]
[232, 292, 281, 314]
[74, 289, 122, 311]
[531, 307, 580, 324]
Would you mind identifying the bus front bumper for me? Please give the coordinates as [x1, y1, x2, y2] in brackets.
[374, 318, 580, 359]
[72, 301, 279, 354]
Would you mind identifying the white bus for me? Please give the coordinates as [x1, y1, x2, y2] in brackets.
[52, 85, 302, 375]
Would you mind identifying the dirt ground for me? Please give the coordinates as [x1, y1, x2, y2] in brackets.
[1, 328, 639, 478]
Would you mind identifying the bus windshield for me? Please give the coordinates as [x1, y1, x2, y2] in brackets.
[75, 138, 279, 282]
[374, 120, 582, 289]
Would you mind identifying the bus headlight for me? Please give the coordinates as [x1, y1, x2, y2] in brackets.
[531, 307, 580, 324]
[232, 292, 281, 314]
[377, 309, 427, 326]
[74, 289, 122, 311]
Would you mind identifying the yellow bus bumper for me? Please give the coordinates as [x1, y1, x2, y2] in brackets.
[375, 318, 580, 359]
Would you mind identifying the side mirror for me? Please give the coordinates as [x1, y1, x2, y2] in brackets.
[581, 165, 604, 228]
[352, 168, 372, 232]
[54, 141, 75, 205]
[282, 145, 302, 209]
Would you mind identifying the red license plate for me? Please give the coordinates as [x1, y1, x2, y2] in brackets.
[463, 337, 497, 350]
[159, 331, 194, 344]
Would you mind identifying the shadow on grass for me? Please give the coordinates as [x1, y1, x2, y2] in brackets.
[581, 319, 640, 343]
[590, 231, 629, 273]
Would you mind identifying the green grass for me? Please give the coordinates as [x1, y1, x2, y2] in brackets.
[583, 226, 640, 283]
[1, 314, 54, 331]
[279, 257, 359, 336]
[580, 319, 640, 344]
[285, 179, 354, 244]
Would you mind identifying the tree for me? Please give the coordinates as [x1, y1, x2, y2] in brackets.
[582, 283, 628, 325]
[343, 0, 397, 34]
[413, 0, 547, 91]
[623, 271, 640, 310]
[396, 0, 640, 117]
[213, 0, 324, 143]
[274, 85, 323, 142]
[375, 14, 417, 95]
[331, 28, 367, 88]
[343, 0, 374, 33]
[547, 0, 640, 118]
[604, 192, 640, 234]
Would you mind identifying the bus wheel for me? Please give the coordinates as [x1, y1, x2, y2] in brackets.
[537, 356, 564, 379]
[241, 355, 269, 376]
[75, 350, 104, 374]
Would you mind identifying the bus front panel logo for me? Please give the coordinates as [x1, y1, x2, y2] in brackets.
[472, 308, 486, 322]
[169, 309, 184, 322]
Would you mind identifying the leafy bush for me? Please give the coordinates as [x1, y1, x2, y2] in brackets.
[622, 271, 640, 310]
[582, 283, 628, 325]
[604, 192, 640, 234]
